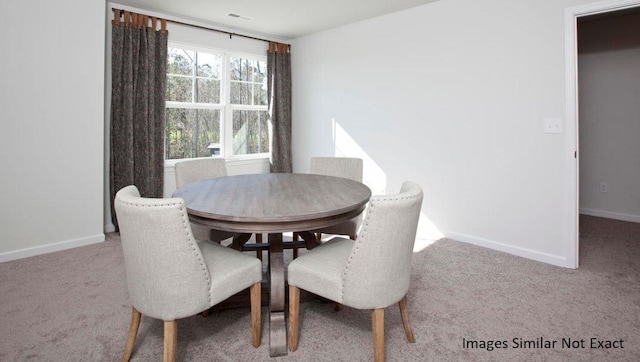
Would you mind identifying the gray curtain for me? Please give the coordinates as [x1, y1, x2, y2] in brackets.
[268, 42, 292, 173]
[110, 11, 168, 228]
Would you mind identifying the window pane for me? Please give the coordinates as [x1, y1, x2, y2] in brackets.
[230, 81, 251, 105]
[167, 48, 194, 76]
[253, 60, 266, 83]
[230, 57, 252, 81]
[165, 108, 221, 159]
[253, 84, 267, 106]
[232, 110, 270, 155]
[167, 75, 192, 102]
[196, 78, 220, 103]
[196, 52, 221, 78]
[229, 57, 267, 105]
[230, 57, 241, 81]
[196, 109, 222, 158]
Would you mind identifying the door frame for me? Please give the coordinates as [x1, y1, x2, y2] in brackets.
[564, 0, 640, 268]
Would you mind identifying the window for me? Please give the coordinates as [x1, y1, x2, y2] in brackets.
[165, 45, 268, 160]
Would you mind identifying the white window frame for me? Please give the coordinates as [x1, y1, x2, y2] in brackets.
[165, 42, 269, 165]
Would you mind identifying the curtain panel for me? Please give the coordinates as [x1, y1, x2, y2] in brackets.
[268, 42, 292, 173]
[110, 11, 168, 228]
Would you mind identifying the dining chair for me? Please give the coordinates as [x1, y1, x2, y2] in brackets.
[287, 181, 423, 362]
[175, 158, 264, 259]
[292, 157, 364, 258]
[115, 185, 262, 362]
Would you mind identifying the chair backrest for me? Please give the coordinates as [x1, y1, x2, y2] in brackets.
[341, 181, 423, 309]
[310, 157, 363, 182]
[175, 158, 228, 188]
[114, 185, 212, 320]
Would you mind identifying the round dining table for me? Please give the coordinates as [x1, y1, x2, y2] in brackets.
[173, 172, 371, 356]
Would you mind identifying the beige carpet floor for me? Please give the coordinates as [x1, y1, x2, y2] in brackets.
[1, 215, 639, 361]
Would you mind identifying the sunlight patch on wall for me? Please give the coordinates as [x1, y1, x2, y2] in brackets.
[332, 119, 387, 194]
[414, 212, 445, 252]
[330, 119, 443, 252]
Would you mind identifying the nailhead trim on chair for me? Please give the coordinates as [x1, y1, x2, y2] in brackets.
[117, 197, 213, 306]
[339, 190, 422, 302]
[341, 202, 372, 301]
[178, 204, 213, 305]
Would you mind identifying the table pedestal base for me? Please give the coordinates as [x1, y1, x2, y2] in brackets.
[211, 232, 324, 356]
[268, 233, 287, 356]
[269, 311, 287, 356]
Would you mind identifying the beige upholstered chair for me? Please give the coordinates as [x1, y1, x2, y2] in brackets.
[310, 157, 363, 183]
[115, 185, 262, 362]
[174, 158, 236, 243]
[288, 181, 423, 362]
[174, 157, 229, 188]
[175, 158, 264, 258]
[293, 157, 364, 257]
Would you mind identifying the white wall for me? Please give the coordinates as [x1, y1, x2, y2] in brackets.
[292, 0, 597, 267]
[0, 0, 105, 261]
[578, 11, 640, 222]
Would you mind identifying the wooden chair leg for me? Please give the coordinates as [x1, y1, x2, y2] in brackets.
[372, 308, 385, 362]
[163, 320, 177, 362]
[398, 295, 415, 343]
[250, 282, 262, 347]
[255, 234, 263, 261]
[122, 307, 141, 362]
[289, 285, 300, 351]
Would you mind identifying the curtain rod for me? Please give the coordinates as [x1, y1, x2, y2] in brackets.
[112, 8, 290, 47]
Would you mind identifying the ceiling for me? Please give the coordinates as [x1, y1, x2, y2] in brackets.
[114, 0, 440, 40]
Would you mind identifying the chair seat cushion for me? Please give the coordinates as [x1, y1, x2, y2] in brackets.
[198, 241, 263, 305]
[287, 237, 354, 303]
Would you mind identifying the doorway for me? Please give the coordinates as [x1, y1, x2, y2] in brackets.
[565, 0, 640, 268]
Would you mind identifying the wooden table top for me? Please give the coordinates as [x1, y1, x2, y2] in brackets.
[173, 173, 372, 233]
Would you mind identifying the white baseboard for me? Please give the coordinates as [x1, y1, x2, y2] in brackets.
[445, 232, 570, 268]
[579, 208, 640, 223]
[0, 234, 105, 263]
[104, 223, 116, 233]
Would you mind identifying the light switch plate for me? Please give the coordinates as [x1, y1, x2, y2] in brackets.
[544, 118, 563, 134]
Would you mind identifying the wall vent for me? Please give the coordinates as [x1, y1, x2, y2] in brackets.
[227, 13, 253, 21]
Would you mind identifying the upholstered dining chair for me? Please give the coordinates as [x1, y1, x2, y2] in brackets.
[115, 185, 262, 362]
[287, 181, 423, 362]
[174, 158, 236, 243]
[292, 157, 364, 258]
[175, 158, 264, 258]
